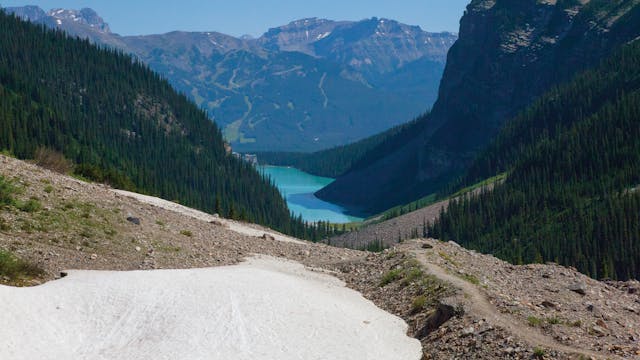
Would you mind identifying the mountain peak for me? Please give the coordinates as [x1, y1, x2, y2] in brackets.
[259, 17, 342, 54]
[287, 17, 332, 27]
[4, 5, 47, 22]
[46, 7, 111, 33]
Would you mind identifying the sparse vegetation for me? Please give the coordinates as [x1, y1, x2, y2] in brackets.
[180, 230, 193, 237]
[17, 198, 42, 213]
[0, 249, 43, 283]
[378, 257, 452, 314]
[411, 295, 428, 313]
[0, 218, 9, 231]
[546, 316, 561, 325]
[528, 315, 543, 327]
[401, 263, 424, 286]
[533, 347, 546, 358]
[380, 268, 402, 287]
[158, 244, 182, 253]
[0, 175, 17, 207]
[460, 273, 480, 285]
[43, 185, 53, 193]
[438, 251, 459, 267]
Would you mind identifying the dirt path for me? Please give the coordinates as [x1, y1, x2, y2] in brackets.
[410, 248, 620, 360]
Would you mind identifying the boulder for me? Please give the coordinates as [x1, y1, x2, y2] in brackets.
[541, 300, 557, 309]
[568, 282, 587, 295]
[126, 217, 141, 225]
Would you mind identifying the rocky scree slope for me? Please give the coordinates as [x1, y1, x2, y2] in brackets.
[1, 156, 639, 358]
[5, 7, 457, 152]
[317, 0, 640, 213]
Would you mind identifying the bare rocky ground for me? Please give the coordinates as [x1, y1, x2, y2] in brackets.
[1, 154, 638, 359]
[328, 198, 448, 249]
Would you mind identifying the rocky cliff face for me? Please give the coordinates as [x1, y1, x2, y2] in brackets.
[4, 6, 457, 152]
[318, 0, 640, 214]
[8, 7, 111, 33]
[258, 18, 346, 55]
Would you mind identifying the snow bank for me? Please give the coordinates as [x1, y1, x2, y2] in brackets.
[0, 257, 421, 360]
[113, 189, 305, 245]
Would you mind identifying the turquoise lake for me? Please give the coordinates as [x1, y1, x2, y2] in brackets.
[260, 166, 363, 224]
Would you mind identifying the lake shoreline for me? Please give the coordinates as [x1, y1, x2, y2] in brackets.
[259, 166, 365, 224]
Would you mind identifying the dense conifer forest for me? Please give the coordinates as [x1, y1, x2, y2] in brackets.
[429, 42, 640, 280]
[0, 11, 321, 235]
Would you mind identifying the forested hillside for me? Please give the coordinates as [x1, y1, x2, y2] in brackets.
[257, 116, 424, 178]
[0, 11, 299, 233]
[429, 42, 640, 280]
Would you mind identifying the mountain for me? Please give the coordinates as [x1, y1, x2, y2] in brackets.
[429, 40, 640, 280]
[258, 17, 453, 76]
[317, 0, 640, 214]
[0, 9, 300, 234]
[6, 7, 457, 152]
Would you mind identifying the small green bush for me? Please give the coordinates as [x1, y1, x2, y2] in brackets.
[0, 176, 16, 207]
[379, 268, 402, 287]
[546, 316, 561, 325]
[43, 185, 54, 193]
[18, 198, 42, 213]
[528, 316, 543, 327]
[180, 230, 193, 237]
[411, 295, 427, 313]
[533, 347, 545, 358]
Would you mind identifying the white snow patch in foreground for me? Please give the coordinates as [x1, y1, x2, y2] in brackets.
[113, 189, 305, 245]
[0, 257, 421, 360]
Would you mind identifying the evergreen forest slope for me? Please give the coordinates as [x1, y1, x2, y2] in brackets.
[429, 41, 640, 280]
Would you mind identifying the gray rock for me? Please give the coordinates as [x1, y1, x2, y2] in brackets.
[209, 219, 224, 227]
[462, 326, 475, 336]
[591, 325, 607, 337]
[568, 282, 587, 295]
[261, 233, 276, 241]
[541, 300, 557, 309]
[126, 216, 141, 225]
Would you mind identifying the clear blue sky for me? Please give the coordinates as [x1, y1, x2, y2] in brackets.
[1, 0, 470, 36]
